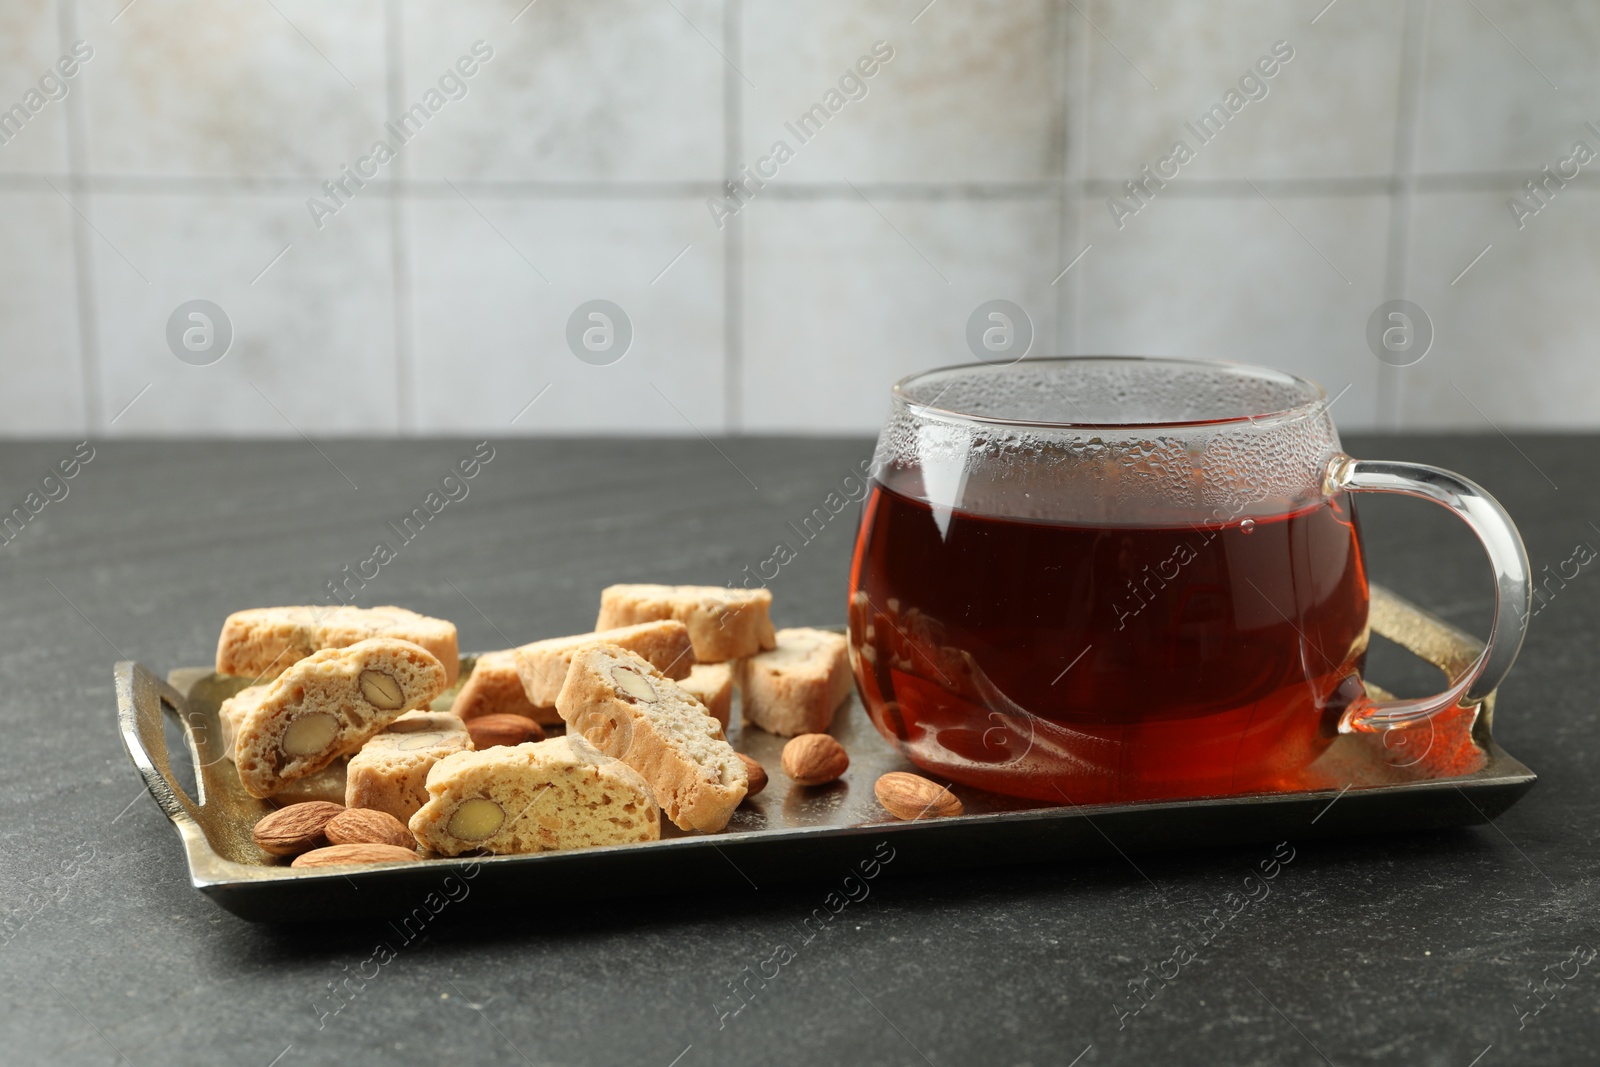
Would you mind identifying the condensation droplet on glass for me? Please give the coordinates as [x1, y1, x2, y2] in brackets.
[1239, 518, 1256, 534]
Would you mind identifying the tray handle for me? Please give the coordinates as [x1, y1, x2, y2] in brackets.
[115, 661, 204, 828]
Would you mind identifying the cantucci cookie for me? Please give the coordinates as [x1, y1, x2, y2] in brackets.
[234, 638, 449, 799]
[218, 683, 270, 760]
[557, 644, 747, 833]
[679, 662, 733, 729]
[515, 620, 695, 708]
[216, 605, 460, 686]
[408, 734, 659, 857]
[452, 649, 556, 724]
[735, 627, 852, 736]
[345, 710, 473, 823]
[595, 584, 775, 663]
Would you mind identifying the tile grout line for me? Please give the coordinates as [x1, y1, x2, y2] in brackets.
[722, 0, 743, 434]
[0, 172, 1581, 199]
[1051, 0, 1071, 354]
[1066, 0, 1092, 356]
[1388, 0, 1440, 428]
[385, 0, 415, 435]
[1377, 0, 1433, 430]
[58, 0, 102, 436]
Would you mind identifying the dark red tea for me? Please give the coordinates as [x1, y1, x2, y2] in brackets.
[847, 482, 1371, 803]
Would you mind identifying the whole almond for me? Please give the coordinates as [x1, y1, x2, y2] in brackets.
[874, 772, 963, 820]
[325, 808, 414, 850]
[291, 843, 419, 869]
[781, 733, 849, 786]
[252, 801, 346, 856]
[467, 713, 545, 749]
[736, 752, 768, 797]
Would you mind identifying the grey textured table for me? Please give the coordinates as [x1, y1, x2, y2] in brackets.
[3, 434, 1596, 1067]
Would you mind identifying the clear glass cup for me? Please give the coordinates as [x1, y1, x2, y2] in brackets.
[847, 357, 1531, 803]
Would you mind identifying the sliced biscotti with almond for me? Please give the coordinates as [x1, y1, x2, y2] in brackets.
[679, 662, 733, 729]
[452, 648, 555, 724]
[735, 627, 853, 736]
[409, 734, 659, 857]
[557, 643, 747, 832]
[235, 638, 449, 799]
[345, 710, 473, 823]
[216, 605, 461, 686]
[595, 584, 775, 663]
[515, 620, 695, 708]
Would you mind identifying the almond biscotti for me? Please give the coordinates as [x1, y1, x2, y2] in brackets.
[557, 643, 747, 832]
[679, 662, 733, 729]
[346, 710, 473, 823]
[234, 638, 449, 799]
[595, 584, 775, 663]
[515, 620, 695, 708]
[451, 648, 556, 724]
[216, 605, 460, 686]
[735, 627, 852, 736]
[409, 734, 659, 857]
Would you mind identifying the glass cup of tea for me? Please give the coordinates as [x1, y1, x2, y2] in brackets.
[847, 357, 1531, 804]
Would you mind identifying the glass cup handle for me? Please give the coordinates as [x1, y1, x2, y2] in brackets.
[1325, 454, 1532, 733]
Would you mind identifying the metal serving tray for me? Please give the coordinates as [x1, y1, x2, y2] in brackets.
[117, 586, 1535, 923]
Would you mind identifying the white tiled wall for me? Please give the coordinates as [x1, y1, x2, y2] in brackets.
[2, 0, 1596, 436]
